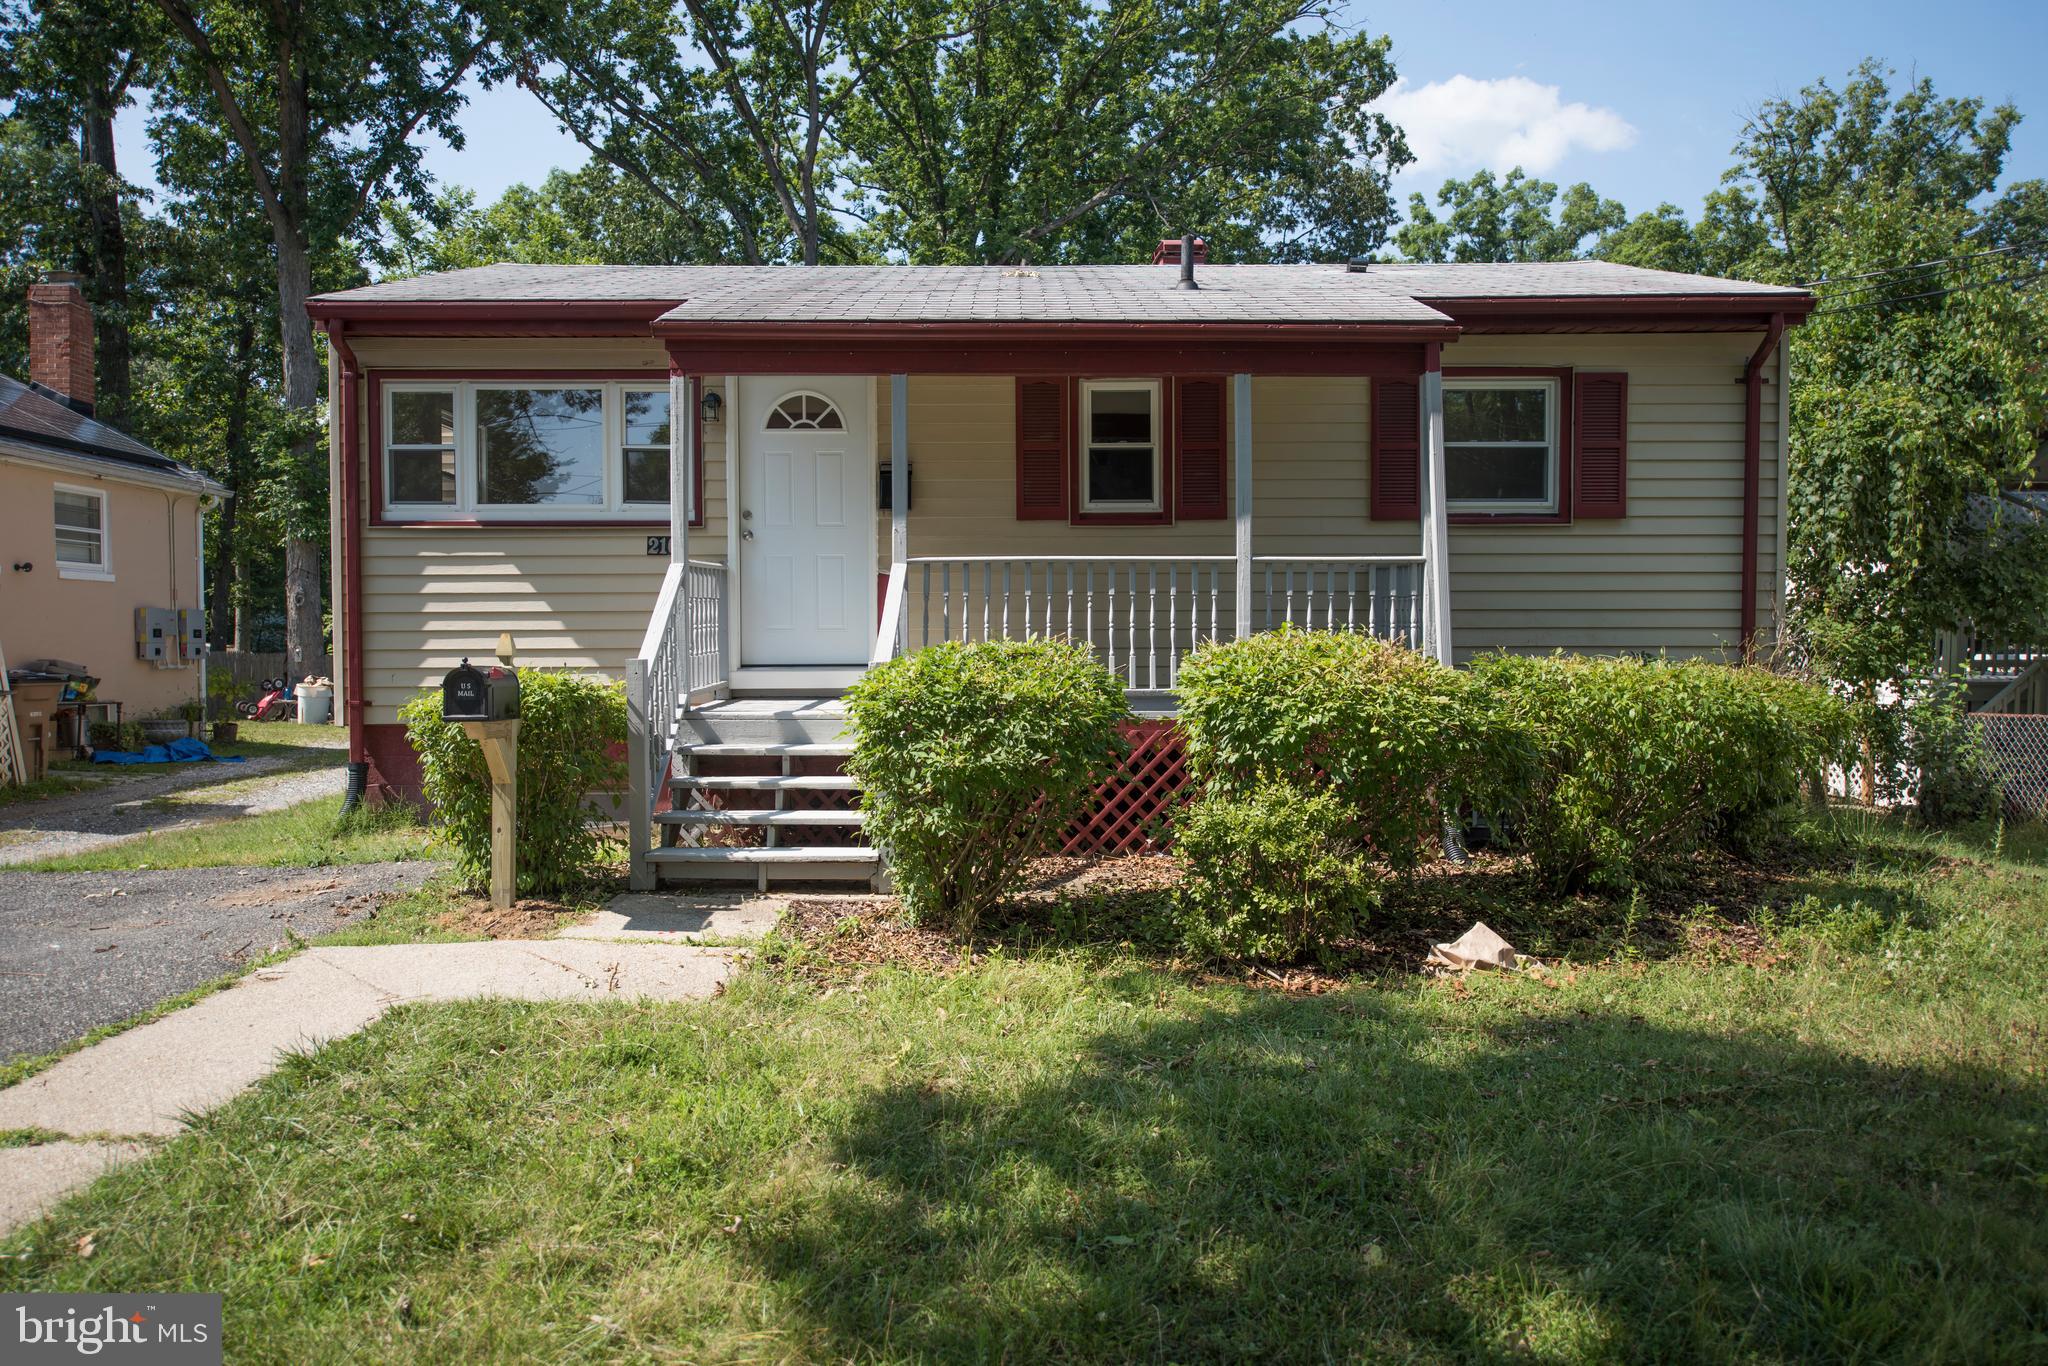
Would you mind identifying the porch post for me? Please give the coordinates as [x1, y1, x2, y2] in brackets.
[1420, 348, 1454, 664]
[670, 373, 691, 564]
[890, 374, 908, 567]
[1233, 372, 1253, 638]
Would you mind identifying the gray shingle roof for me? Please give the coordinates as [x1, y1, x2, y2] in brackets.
[0, 374, 224, 492]
[310, 260, 1807, 324]
[1354, 259, 1805, 299]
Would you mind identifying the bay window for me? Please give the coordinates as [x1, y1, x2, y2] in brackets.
[382, 380, 678, 521]
[1443, 377, 1559, 515]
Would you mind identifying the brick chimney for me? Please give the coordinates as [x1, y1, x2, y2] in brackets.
[28, 272, 94, 413]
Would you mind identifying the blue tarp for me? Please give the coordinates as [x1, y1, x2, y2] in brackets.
[93, 737, 247, 765]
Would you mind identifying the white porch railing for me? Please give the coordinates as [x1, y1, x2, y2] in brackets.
[627, 559, 728, 888]
[901, 553, 1429, 688]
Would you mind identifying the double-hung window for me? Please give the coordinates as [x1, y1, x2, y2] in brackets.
[1079, 380, 1161, 513]
[54, 484, 110, 578]
[382, 380, 679, 521]
[1443, 377, 1559, 515]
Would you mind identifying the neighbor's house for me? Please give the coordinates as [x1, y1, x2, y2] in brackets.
[306, 252, 1811, 887]
[1, 275, 225, 723]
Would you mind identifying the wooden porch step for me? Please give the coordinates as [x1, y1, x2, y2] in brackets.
[645, 846, 877, 866]
[671, 773, 856, 792]
[657, 807, 865, 827]
[680, 741, 853, 758]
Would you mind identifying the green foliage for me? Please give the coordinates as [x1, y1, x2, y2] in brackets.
[399, 670, 626, 896]
[1899, 684, 2001, 828]
[1174, 627, 1514, 869]
[1172, 778, 1378, 962]
[845, 639, 1128, 934]
[1395, 167, 1625, 264]
[1475, 654, 1854, 891]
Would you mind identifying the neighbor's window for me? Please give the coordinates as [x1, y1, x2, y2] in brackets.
[382, 381, 673, 520]
[1443, 378, 1559, 514]
[1080, 380, 1160, 511]
[621, 388, 673, 507]
[386, 389, 457, 504]
[54, 485, 109, 577]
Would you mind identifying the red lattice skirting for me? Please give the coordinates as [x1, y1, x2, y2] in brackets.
[1061, 719, 1194, 855]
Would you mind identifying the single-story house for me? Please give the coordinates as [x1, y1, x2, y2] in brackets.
[306, 251, 1812, 887]
[1, 275, 226, 738]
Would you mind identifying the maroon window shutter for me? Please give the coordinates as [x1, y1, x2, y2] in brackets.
[1015, 378, 1069, 520]
[1370, 377, 1421, 520]
[1174, 376, 1227, 520]
[1573, 372, 1629, 519]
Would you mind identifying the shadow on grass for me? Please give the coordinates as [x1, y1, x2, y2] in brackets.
[746, 989, 2048, 1361]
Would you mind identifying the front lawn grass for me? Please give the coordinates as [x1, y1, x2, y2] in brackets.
[3, 812, 2045, 1361]
[17, 796, 431, 872]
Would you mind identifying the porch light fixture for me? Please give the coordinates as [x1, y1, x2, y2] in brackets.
[699, 390, 723, 423]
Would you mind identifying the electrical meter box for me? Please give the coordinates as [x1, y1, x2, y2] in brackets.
[134, 607, 179, 664]
[177, 608, 206, 661]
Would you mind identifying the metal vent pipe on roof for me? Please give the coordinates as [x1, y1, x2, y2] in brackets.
[1178, 234, 1198, 290]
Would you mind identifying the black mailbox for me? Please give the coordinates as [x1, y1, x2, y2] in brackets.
[441, 658, 519, 721]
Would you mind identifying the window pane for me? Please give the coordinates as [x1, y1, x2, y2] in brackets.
[623, 447, 669, 504]
[1445, 387, 1548, 443]
[1088, 388, 1152, 445]
[54, 490, 101, 531]
[476, 388, 605, 506]
[390, 447, 457, 504]
[1446, 446, 1550, 503]
[1088, 446, 1155, 504]
[624, 389, 671, 446]
[390, 390, 456, 446]
[55, 528, 101, 565]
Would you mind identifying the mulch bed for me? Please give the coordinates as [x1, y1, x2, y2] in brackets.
[770, 838, 1880, 992]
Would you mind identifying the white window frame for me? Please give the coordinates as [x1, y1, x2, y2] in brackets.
[1078, 378, 1163, 513]
[381, 380, 675, 522]
[1442, 377, 1561, 516]
[620, 385, 678, 513]
[53, 482, 113, 581]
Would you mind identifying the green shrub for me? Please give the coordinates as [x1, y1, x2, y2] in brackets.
[845, 638, 1128, 933]
[1902, 684, 2000, 827]
[399, 669, 626, 895]
[1474, 654, 1853, 891]
[1174, 626, 1517, 869]
[1173, 778, 1379, 962]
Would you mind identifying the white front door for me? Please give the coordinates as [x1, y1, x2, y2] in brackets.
[739, 377, 873, 665]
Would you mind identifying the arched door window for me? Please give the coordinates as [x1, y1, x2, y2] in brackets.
[764, 392, 845, 431]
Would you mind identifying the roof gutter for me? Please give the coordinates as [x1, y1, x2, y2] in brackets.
[1741, 311, 1789, 660]
[0, 440, 228, 498]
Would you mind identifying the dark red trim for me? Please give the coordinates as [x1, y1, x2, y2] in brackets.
[664, 331, 1439, 378]
[331, 327, 366, 766]
[1440, 366, 1575, 526]
[1741, 313, 1787, 660]
[1072, 377, 1174, 527]
[1571, 372, 1629, 520]
[1171, 375, 1229, 521]
[1420, 294, 1813, 327]
[308, 299, 675, 326]
[655, 321, 1459, 343]
[366, 369, 673, 528]
[1014, 377, 1071, 520]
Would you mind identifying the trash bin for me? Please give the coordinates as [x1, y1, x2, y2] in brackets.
[7, 676, 65, 783]
[294, 681, 333, 725]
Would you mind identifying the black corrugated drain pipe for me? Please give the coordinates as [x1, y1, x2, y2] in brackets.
[339, 760, 370, 815]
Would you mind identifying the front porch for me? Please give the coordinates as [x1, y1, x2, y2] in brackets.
[626, 365, 1457, 890]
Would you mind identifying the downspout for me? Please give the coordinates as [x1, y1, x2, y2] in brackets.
[329, 325, 370, 810]
[1740, 312, 1787, 660]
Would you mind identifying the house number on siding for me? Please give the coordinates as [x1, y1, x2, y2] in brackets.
[646, 536, 670, 557]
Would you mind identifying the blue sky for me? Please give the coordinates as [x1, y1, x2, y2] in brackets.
[114, 1, 2048, 232]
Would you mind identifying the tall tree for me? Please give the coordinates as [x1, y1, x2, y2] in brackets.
[493, 0, 1408, 265]
[144, 0, 484, 676]
[1395, 168, 1624, 264]
[0, 0, 157, 426]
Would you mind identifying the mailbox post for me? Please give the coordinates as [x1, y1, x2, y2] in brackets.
[441, 643, 521, 909]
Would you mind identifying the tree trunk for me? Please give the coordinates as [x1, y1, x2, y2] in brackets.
[79, 105, 131, 427]
[273, 231, 326, 682]
[210, 311, 256, 646]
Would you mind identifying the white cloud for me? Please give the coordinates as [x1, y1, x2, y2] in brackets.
[1374, 75, 1637, 177]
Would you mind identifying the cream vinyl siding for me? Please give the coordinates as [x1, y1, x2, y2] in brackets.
[347, 337, 728, 725]
[342, 331, 1781, 720]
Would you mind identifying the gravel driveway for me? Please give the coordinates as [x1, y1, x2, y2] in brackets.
[0, 759, 345, 866]
[0, 861, 441, 1063]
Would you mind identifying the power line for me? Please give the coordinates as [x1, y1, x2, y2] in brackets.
[1808, 265, 2048, 317]
[1800, 238, 2048, 290]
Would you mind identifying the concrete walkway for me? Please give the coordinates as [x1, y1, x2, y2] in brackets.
[0, 939, 740, 1234]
